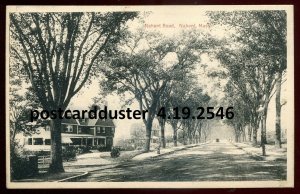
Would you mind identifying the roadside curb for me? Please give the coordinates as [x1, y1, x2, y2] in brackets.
[57, 164, 119, 182]
[88, 164, 119, 172]
[150, 143, 208, 159]
[56, 172, 89, 182]
[233, 143, 287, 162]
[231, 142, 265, 161]
[57, 143, 208, 182]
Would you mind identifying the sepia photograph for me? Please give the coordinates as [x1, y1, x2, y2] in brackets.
[6, 5, 294, 188]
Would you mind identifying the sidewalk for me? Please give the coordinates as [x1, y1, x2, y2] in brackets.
[63, 152, 114, 172]
[232, 142, 287, 161]
[132, 143, 204, 161]
[14, 143, 206, 182]
[62, 143, 205, 181]
[64, 150, 145, 173]
[14, 152, 121, 182]
[13, 172, 84, 182]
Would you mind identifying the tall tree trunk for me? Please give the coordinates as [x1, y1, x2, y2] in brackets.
[144, 118, 154, 152]
[11, 123, 17, 153]
[48, 119, 64, 173]
[242, 125, 246, 142]
[261, 108, 268, 145]
[160, 125, 166, 148]
[183, 131, 187, 145]
[11, 123, 17, 150]
[173, 129, 178, 147]
[275, 72, 282, 148]
[260, 114, 267, 156]
[198, 122, 202, 144]
[158, 118, 166, 148]
[187, 130, 191, 144]
[234, 125, 239, 142]
[248, 124, 252, 142]
[252, 126, 258, 146]
[12, 123, 17, 141]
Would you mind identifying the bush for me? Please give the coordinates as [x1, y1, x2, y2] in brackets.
[88, 145, 111, 152]
[95, 144, 108, 152]
[73, 146, 89, 155]
[11, 155, 37, 180]
[22, 150, 50, 157]
[11, 141, 38, 180]
[110, 147, 121, 158]
[62, 146, 77, 161]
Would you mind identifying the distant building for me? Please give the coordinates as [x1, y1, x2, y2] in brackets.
[19, 109, 115, 152]
[116, 124, 161, 150]
[151, 127, 160, 144]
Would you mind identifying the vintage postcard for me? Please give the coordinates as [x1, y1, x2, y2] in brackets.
[6, 5, 294, 188]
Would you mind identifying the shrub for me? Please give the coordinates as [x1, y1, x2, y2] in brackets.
[11, 141, 38, 180]
[22, 150, 50, 157]
[62, 146, 77, 161]
[110, 147, 121, 158]
[74, 145, 93, 155]
[95, 144, 107, 152]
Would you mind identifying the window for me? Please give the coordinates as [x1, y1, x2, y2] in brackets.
[96, 127, 101, 133]
[105, 127, 111, 134]
[65, 125, 73, 132]
[78, 127, 82, 133]
[33, 138, 43, 145]
[71, 138, 81, 145]
[97, 138, 105, 145]
[82, 138, 87, 145]
[28, 138, 32, 145]
[45, 126, 50, 131]
[106, 137, 112, 146]
[45, 139, 51, 145]
[100, 127, 105, 133]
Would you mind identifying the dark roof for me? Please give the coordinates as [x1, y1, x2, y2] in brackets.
[61, 117, 78, 125]
[95, 118, 115, 127]
[66, 118, 115, 127]
[60, 108, 115, 127]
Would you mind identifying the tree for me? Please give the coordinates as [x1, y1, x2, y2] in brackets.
[130, 123, 146, 149]
[9, 62, 42, 143]
[9, 92, 28, 141]
[223, 83, 251, 142]
[217, 46, 278, 155]
[167, 80, 191, 147]
[101, 31, 207, 151]
[202, 122, 211, 143]
[10, 12, 137, 172]
[164, 76, 211, 145]
[156, 82, 173, 148]
[178, 86, 210, 144]
[208, 10, 287, 155]
[157, 107, 167, 148]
